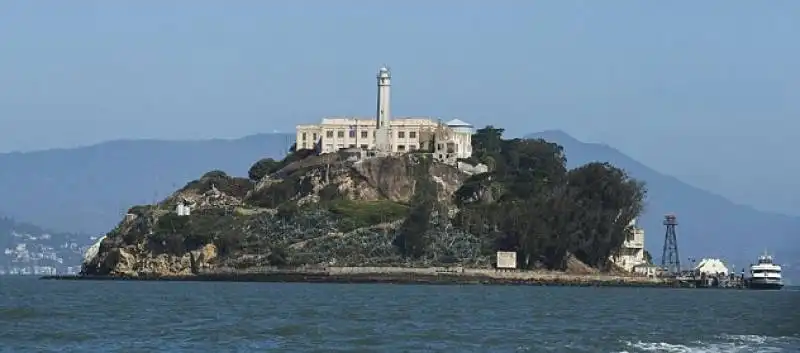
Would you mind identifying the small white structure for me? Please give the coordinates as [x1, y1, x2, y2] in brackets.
[610, 218, 647, 272]
[633, 264, 661, 278]
[496, 251, 517, 269]
[693, 258, 729, 276]
[176, 201, 192, 216]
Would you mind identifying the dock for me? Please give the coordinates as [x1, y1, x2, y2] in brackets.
[673, 271, 746, 289]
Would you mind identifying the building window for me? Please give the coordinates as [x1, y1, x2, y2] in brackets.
[373, 131, 376, 137]
[302, 132, 307, 140]
[349, 130, 356, 138]
[313, 133, 317, 140]
[360, 144, 368, 149]
[398, 131, 405, 138]
[337, 131, 344, 138]
[409, 131, 417, 138]
[397, 145, 406, 152]
[409, 145, 417, 151]
[326, 131, 334, 138]
[361, 131, 368, 138]
[325, 144, 334, 151]
[348, 144, 356, 148]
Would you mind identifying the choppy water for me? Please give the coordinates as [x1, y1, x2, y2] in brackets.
[0, 277, 797, 352]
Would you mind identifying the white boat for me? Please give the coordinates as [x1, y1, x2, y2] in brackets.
[746, 252, 784, 290]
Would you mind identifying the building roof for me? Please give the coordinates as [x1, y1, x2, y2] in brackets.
[634, 263, 659, 268]
[693, 258, 729, 274]
[446, 118, 472, 127]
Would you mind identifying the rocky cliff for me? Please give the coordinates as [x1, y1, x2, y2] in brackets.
[83, 131, 647, 278]
[82, 153, 481, 277]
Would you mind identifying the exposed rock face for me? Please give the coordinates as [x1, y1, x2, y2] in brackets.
[83, 236, 106, 265]
[263, 153, 468, 205]
[83, 154, 477, 277]
[84, 243, 218, 277]
[167, 183, 243, 210]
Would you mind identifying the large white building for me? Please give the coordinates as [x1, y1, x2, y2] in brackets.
[610, 218, 647, 272]
[295, 67, 473, 164]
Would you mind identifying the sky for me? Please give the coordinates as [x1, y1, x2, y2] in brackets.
[0, 1, 798, 216]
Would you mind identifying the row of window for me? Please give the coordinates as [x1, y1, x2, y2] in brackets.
[301, 132, 318, 141]
[301, 130, 417, 140]
[321, 144, 418, 151]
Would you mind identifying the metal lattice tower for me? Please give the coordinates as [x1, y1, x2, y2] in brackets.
[661, 214, 681, 275]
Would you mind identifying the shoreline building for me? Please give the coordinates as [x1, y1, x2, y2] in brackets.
[295, 66, 473, 164]
[610, 218, 647, 272]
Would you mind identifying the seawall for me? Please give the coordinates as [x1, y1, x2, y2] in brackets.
[42, 266, 675, 287]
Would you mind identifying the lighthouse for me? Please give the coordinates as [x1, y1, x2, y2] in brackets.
[374, 66, 392, 153]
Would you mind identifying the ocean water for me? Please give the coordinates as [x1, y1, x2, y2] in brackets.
[0, 277, 797, 353]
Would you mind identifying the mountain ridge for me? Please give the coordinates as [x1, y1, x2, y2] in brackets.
[0, 133, 295, 234]
[534, 130, 776, 214]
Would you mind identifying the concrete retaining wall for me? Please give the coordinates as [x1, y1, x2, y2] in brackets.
[198, 265, 666, 285]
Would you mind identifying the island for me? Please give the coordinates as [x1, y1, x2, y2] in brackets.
[67, 124, 669, 287]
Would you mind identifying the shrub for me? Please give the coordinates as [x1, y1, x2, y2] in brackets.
[267, 245, 290, 266]
[180, 172, 254, 199]
[246, 174, 313, 208]
[248, 158, 281, 181]
[127, 205, 151, 216]
[202, 170, 228, 179]
[215, 177, 253, 199]
[329, 200, 409, 232]
[318, 183, 344, 202]
[214, 231, 245, 256]
[122, 228, 145, 245]
[289, 149, 316, 162]
[153, 213, 190, 236]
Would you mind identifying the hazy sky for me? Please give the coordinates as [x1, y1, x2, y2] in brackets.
[1, 1, 798, 216]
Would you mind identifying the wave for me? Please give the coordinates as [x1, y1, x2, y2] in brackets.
[618, 334, 799, 353]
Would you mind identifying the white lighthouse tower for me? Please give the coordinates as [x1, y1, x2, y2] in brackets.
[374, 66, 392, 153]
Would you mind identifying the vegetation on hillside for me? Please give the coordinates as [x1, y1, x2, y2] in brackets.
[450, 126, 646, 270]
[94, 125, 646, 272]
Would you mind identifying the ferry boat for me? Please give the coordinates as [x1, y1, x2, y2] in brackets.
[746, 252, 784, 290]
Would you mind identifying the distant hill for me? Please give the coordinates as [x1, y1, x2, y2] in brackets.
[0, 216, 90, 275]
[0, 134, 294, 235]
[526, 130, 799, 276]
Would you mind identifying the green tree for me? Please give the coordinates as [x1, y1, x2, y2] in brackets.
[248, 158, 280, 181]
[395, 201, 432, 258]
[562, 162, 646, 268]
[151, 213, 191, 254]
[202, 170, 228, 179]
[472, 125, 505, 159]
[453, 131, 646, 271]
[394, 157, 437, 258]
